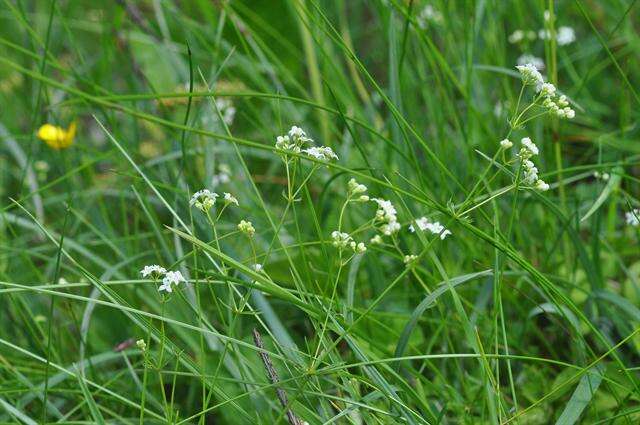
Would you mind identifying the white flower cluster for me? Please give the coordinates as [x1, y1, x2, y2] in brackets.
[215, 98, 236, 126]
[237, 219, 255, 237]
[508, 29, 537, 44]
[539, 26, 576, 46]
[509, 26, 575, 46]
[417, 5, 443, 28]
[404, 254, 418, 264]
[190, 189, 218, 212]
[223, 192, 239, 206]
[347, 178, 369, 202]
[518, 138, 549, 191]
[140, 265, 166, 278]
[500, 138, 513, 149]
[190, 190, 239, 212]
[540, 85, 575, 119]
[331, 231, 366, 253]
[275, 126, 338, 162]
[140, 265, 185, 293]
[516, 64, 575, 119]
[372, 198, 401, 235]
[626, 209, 640, 227]
[275, 126, 312, 153]
[409, 217, 452, 240]
[516, 63, 544, 88]
[211, 163, 231, 187]
[302, 146, 338, 161]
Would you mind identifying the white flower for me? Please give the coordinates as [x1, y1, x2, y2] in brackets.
[409, 217, 452, 239]
[372, 198, 401, 235]
[288, 126, 306, 139]
[500, 139, 513, 149]
[557, 26, 576, 46]
[564, 108, 575, 119]
[140, 265, 166, 278]
[238, 220, 255, 237]
[370, 235, 383, 245]
[303, 146, 338, 161]
[417, 5, 443, 28]
[253, 263, 263, 272]
[275, 135, 297, 153]
[349, 241, 367, 254]
[223, 192, 239, 206]
[517, 54, 545, 71]
[136, 339, 147, 351]
[404, 254, 418, 264]
[535, 179, 550, 191]
[508, 30, 524, 44]
[331, 231, 352, 248]
[348, 178, 367, 195]
[160, 270, 185, 293]
[522, 160, 539, 184]
[520, 137, 539, 158]
[516, 63, 544, 87]
[539, 82, 556, 97]
[190, 189, 218, 212]
[215, 98, 236, 126]
[626, 209, 640, 227]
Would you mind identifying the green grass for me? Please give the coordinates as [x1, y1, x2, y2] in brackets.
[1, 0, 640, 423]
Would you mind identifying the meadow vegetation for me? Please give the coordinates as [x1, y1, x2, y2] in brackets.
[1, 0, 640, 423]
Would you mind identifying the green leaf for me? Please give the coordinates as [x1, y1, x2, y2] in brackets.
[555, 365, 604, 425]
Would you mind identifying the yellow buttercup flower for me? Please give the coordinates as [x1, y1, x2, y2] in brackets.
[37, 122, 76, 150]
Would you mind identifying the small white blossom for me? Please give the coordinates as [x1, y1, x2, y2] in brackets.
[539, 82, 556, 97]
[348, 178, 368, 195]
[303, 146, 338, 161]
[372, 198, 401, 235]
[535, 179, 550, 191]
[522, 160, 539, 185]
[136, 339, 147, 351]
[409, 217, 452, 239]
[253, 263, 263, 272]
[508, 30, 524, 44]
[288, 126, 306, 139]
[190, 189, 218, 212]
[626, 209, 640, 227]
[370, 235, 383, 245]
[331, 231, 352, 249]
[140, 265, 166, 278]
[160, 270, 185, 293]
[211, 168, 231, 187]
[557, 26, 576, 46]
[417, 5, 443, 28]
[519, 137, 539, 158]
[500, 139, 513, 149]
[404, 254, 418, 264]
[238, 220, 255, 237]
[223, 192, 239, 206]
[215, 98, 236, 126]
[516, 63, 544, 87]
[275, 126, 313, 154]
[349, 241, 367, 254]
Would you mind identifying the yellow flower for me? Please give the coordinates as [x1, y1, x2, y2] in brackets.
[37, 122, 76, 149]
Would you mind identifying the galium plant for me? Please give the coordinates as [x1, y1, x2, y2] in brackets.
[4, 2, 640, 424]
